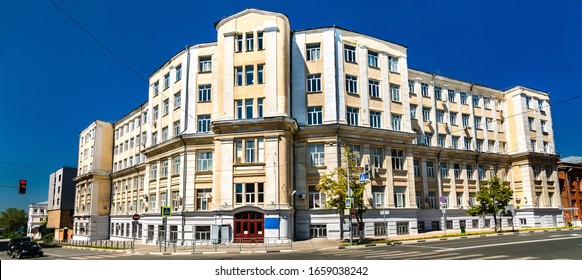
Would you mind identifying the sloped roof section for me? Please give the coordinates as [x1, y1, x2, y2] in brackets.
[560, 156, 582, 164]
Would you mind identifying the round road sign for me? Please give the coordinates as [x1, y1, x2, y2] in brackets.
[132, 214, 140, 221]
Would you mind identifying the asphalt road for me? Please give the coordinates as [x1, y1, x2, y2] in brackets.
[1, 230, 581, 260]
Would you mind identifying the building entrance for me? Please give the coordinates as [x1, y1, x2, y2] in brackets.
[234, 211, 264, 242]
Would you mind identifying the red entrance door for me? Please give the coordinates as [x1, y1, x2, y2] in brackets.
[234, 211, 264, 242]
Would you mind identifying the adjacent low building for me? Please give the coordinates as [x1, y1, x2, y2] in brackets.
[557, 156, 582, 226]
[47, 167, 77, 240]
[27, 201, 48, 239]
[74, 8, 562, 242]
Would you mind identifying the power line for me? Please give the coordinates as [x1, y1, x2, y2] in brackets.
[0, 161, 57, 170]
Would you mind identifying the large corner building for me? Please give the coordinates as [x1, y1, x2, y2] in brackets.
[73, 9, 561, 242]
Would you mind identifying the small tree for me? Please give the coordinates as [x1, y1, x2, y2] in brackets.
[467, 176, 513, 232]
[0, 208, 28, 237]
[317, 147, 368, 243]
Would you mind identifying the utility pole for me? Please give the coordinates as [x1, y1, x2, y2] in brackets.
[347, 156, 352, 246]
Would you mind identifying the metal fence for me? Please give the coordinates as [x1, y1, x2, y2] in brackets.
[164, 237, 293, 253]
[46, 239, 134, 250]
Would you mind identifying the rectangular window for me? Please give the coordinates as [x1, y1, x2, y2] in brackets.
[541, 120, 547, 133]
[235, 140, 243, 163]
[245, 99, 254, 119]
[236, 34, 243, 52]
[464, 137, 472, 150]
[408, 80, 415, 94]
[162, 126, 168, 141]
[478, 165, 485, 180]
[391, 149, 404, 170]
[448, 89, 456, 102]
[526, 97, 532, 109]
[388, 56, 398, 72]
[427, 161, 435, 178]
[199, 56, 211, 72]
[197, 151, 212, 172]
[467, 164, 474, 180]
[370, 111, 382, 128]
[421, 83, 429, 97]
[462, 114, 470, 128]
[307, 74, 322, 92]
[372, 186, 385, 208]
[438, 134, 446, 148]
[175, 64, 182, 81]
[392, 114, 401, 131]
[371, 147, 384, 168]
[153, 81, 159, 96]
[531, 139, 537, 152]
[475, 117, 482, 129]
[435, 87, 442, 100]
[349, 144, 361, 166]
[308, 144, 325, 167]
[306, 43, 320, 60]
[538, 99, 544, 111]
[472, 94, 480, 107]
[347, 107, 359, 126]
[528, 117, 535, 131]
[483, 97, 490, 109]
[198, 115, 211, 133]
[437, 110, 444, 123]
[410, 105, 417, 120]
[488, 140, 495, 152]
[245, 183, 255, 203]
[246, 32, 254, 51]
[346, 75, 358, 94]
[308, 106, 323, 125]
[344, 44, 356, 63]
[422, 107, 431, 122]
[245, 65, 254, 85]
[390, 83, 400, 101]
[174, 91, 181, 108]
[486, 118, 492, 131]
[173, 121, 180, 137]
[394, 187, 406, 208]
[235, 183, 243, 204]
[245, 139, 256, 163]
[423, 133, 432, 146]
[454, 163, 461, 179]
[477, 139, 484, 151]
[440, 162, 449, 178]
[257, 64, 264, 84]
[543, 141, 549, 153]
[413, 160, 420, 177]
[153, 106, 159, 120]
[308, 186, 325, 209]
[452, 136, 459, 149]
[235, 66, 243, 86]
[161, 161, 168, 177]
[163, 99, 169, 116]
[235, 100, 243, 119]
[370, 79, 381, 98]
[258, 98, 264, 118]
[151, 164, 158, 179]
[196, 189, 211, 211]
[257, 32, 264, 50]
[173, 156, 180, 174]
[460, 92, 469, 105]
[164, 73, 170, 89]
[368, 51, 378, 68]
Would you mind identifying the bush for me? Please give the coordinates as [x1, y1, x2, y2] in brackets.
[42, 233, 54, 241]
[567, 221, 573, 227]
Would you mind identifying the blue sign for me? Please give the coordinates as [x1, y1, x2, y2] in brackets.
[359, 173, 367, 182]
[264, 218, 279, 229]
[161, 206, 172, 217]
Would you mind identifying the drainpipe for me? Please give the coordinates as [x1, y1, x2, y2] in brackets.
[565, 167, 574, 225]
[179, 135, 187, 245]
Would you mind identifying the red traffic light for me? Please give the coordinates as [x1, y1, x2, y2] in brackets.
[19, 179, 26, 194]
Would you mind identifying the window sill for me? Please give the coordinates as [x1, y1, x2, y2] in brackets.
[198, 71, 212, 74]
[196, 170, 212, 175]
[389, 71, 400, 75]
[347, 92, 359, 96]
[307, 91, 322, 94]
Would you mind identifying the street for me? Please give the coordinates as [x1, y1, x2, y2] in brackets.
[1, 230, 580, 260]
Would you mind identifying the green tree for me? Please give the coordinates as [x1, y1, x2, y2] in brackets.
[316, 147, 367, 243]
[0, 208, 28, 237]
[467, 176, 513, 232]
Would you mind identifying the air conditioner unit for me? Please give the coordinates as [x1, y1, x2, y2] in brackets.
[152, 121, 157, 128]
[298, 194, 306, 199]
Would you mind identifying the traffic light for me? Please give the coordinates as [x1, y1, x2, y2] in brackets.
[18, 179, 26, 194]
[364, 164, 370, 179]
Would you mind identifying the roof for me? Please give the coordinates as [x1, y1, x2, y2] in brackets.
[559, 156, 582, 164]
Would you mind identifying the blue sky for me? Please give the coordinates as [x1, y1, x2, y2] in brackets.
[1, 0, 581, 212]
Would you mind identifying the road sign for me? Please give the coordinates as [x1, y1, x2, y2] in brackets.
[161, 206, 172, 217]
[345, 198, 352, 209]
[132, 214, 140, 221]
[439, 196, 447, 203]
[380, 210, 389, 215]
[359, 173, 367, 182]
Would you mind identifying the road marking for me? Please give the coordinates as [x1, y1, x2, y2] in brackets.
[480, 255, 509, 260]
[436, 235, 582, 252]
[411, 252, 460, 260]
[447, 253, 483, 260]
[514, 256, 537, 260]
